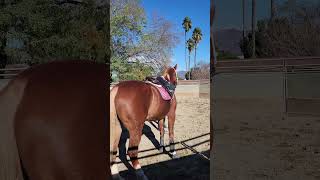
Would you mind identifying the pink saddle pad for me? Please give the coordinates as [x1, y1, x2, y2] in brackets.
[157, 86, 172, 100]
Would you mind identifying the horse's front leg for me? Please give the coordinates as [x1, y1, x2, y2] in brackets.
[168, 110, 179, 159]
[158, 118, 165, 153]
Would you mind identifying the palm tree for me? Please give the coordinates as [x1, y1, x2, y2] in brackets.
[186, 38, 195, 80]
[242, 0, 245, 55]
[279, 0, 300, 20]
[252, 0, 256, 58]
[271, 0, 276, 20]
[182, 17, 192, 71]
[192, 27, 202, 68]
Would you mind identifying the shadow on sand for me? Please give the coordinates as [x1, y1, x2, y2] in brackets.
[117, 122, 210, 180]
[118, 122, 163, 171]
[119, 150, 210, 180]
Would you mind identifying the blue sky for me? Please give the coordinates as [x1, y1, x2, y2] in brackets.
[141, 0, 210, 71]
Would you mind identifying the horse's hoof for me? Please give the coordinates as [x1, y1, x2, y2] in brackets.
[169, 151, 179, 159]
[135, 169, 149, 180]
[158, 146, 164, 153]
[171, 154, 180, 159]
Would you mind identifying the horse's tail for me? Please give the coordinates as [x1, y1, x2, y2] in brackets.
[0, 78, 26, 180]
[109, 85, 123, 176]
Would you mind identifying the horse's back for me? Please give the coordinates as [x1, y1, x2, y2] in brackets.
[115, 80, 152, 107]
[116, 80, 153, 100]
[13, 60, 110, 180]
[114, 80, 172, 122]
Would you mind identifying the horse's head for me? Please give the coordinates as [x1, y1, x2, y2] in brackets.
[163, 64, 178, 86]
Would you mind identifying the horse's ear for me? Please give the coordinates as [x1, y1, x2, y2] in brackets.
[173, 64, 178, 70]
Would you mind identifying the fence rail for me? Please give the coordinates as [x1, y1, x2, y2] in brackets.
[215, 56, 320, 74]
[214, 56, 320, 116]
[0, 67, 29, 78]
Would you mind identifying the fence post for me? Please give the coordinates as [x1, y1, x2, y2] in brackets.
[283, 58, 288, 119]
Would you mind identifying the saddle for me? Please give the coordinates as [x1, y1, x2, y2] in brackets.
[144, 76, 176, 101]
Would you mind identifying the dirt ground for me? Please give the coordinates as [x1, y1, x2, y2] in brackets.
[115, 96, 210, 180]
[212, 98, 320, 180]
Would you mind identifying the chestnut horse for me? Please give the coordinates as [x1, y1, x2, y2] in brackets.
[110, 65, 178, 180]
[0, 60, 110, 180]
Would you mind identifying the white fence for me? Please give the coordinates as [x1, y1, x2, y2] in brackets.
[111, 80, 210, 98]
[0, 64, 29, 78]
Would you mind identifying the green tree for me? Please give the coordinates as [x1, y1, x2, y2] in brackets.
[111, 58, 153, 81]
[182, 16, 192, 71]
[110, 0, 178, 81]
[240, 20, 268, 58]
[110, 0, 148, 81]
[110, 0, 146, 61]
[192, 27, 202, 68]
[240, 9, 320, 59]
[185, 71, 192, 80]
[186, 38, 195, 80]
[0, 0, 110, 64]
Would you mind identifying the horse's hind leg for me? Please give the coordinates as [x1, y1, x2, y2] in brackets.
[110, 117, 123, 180]
[110, 86, 124, 180]
[127, 126, 149, 180]
[110, 115, 121, 164]
[127, 128, 142, 169]
[158, 118, 165, 153]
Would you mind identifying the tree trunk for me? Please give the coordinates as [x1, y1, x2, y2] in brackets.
[289, 0, 296, 17]
[271, 0, 276, 20]
[252, 0, 256, 58]
[185, 31, 187, 71]
[188, 52, 191, 80]
[194, 45, 197, 68]
[242, 0, 245, 55]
